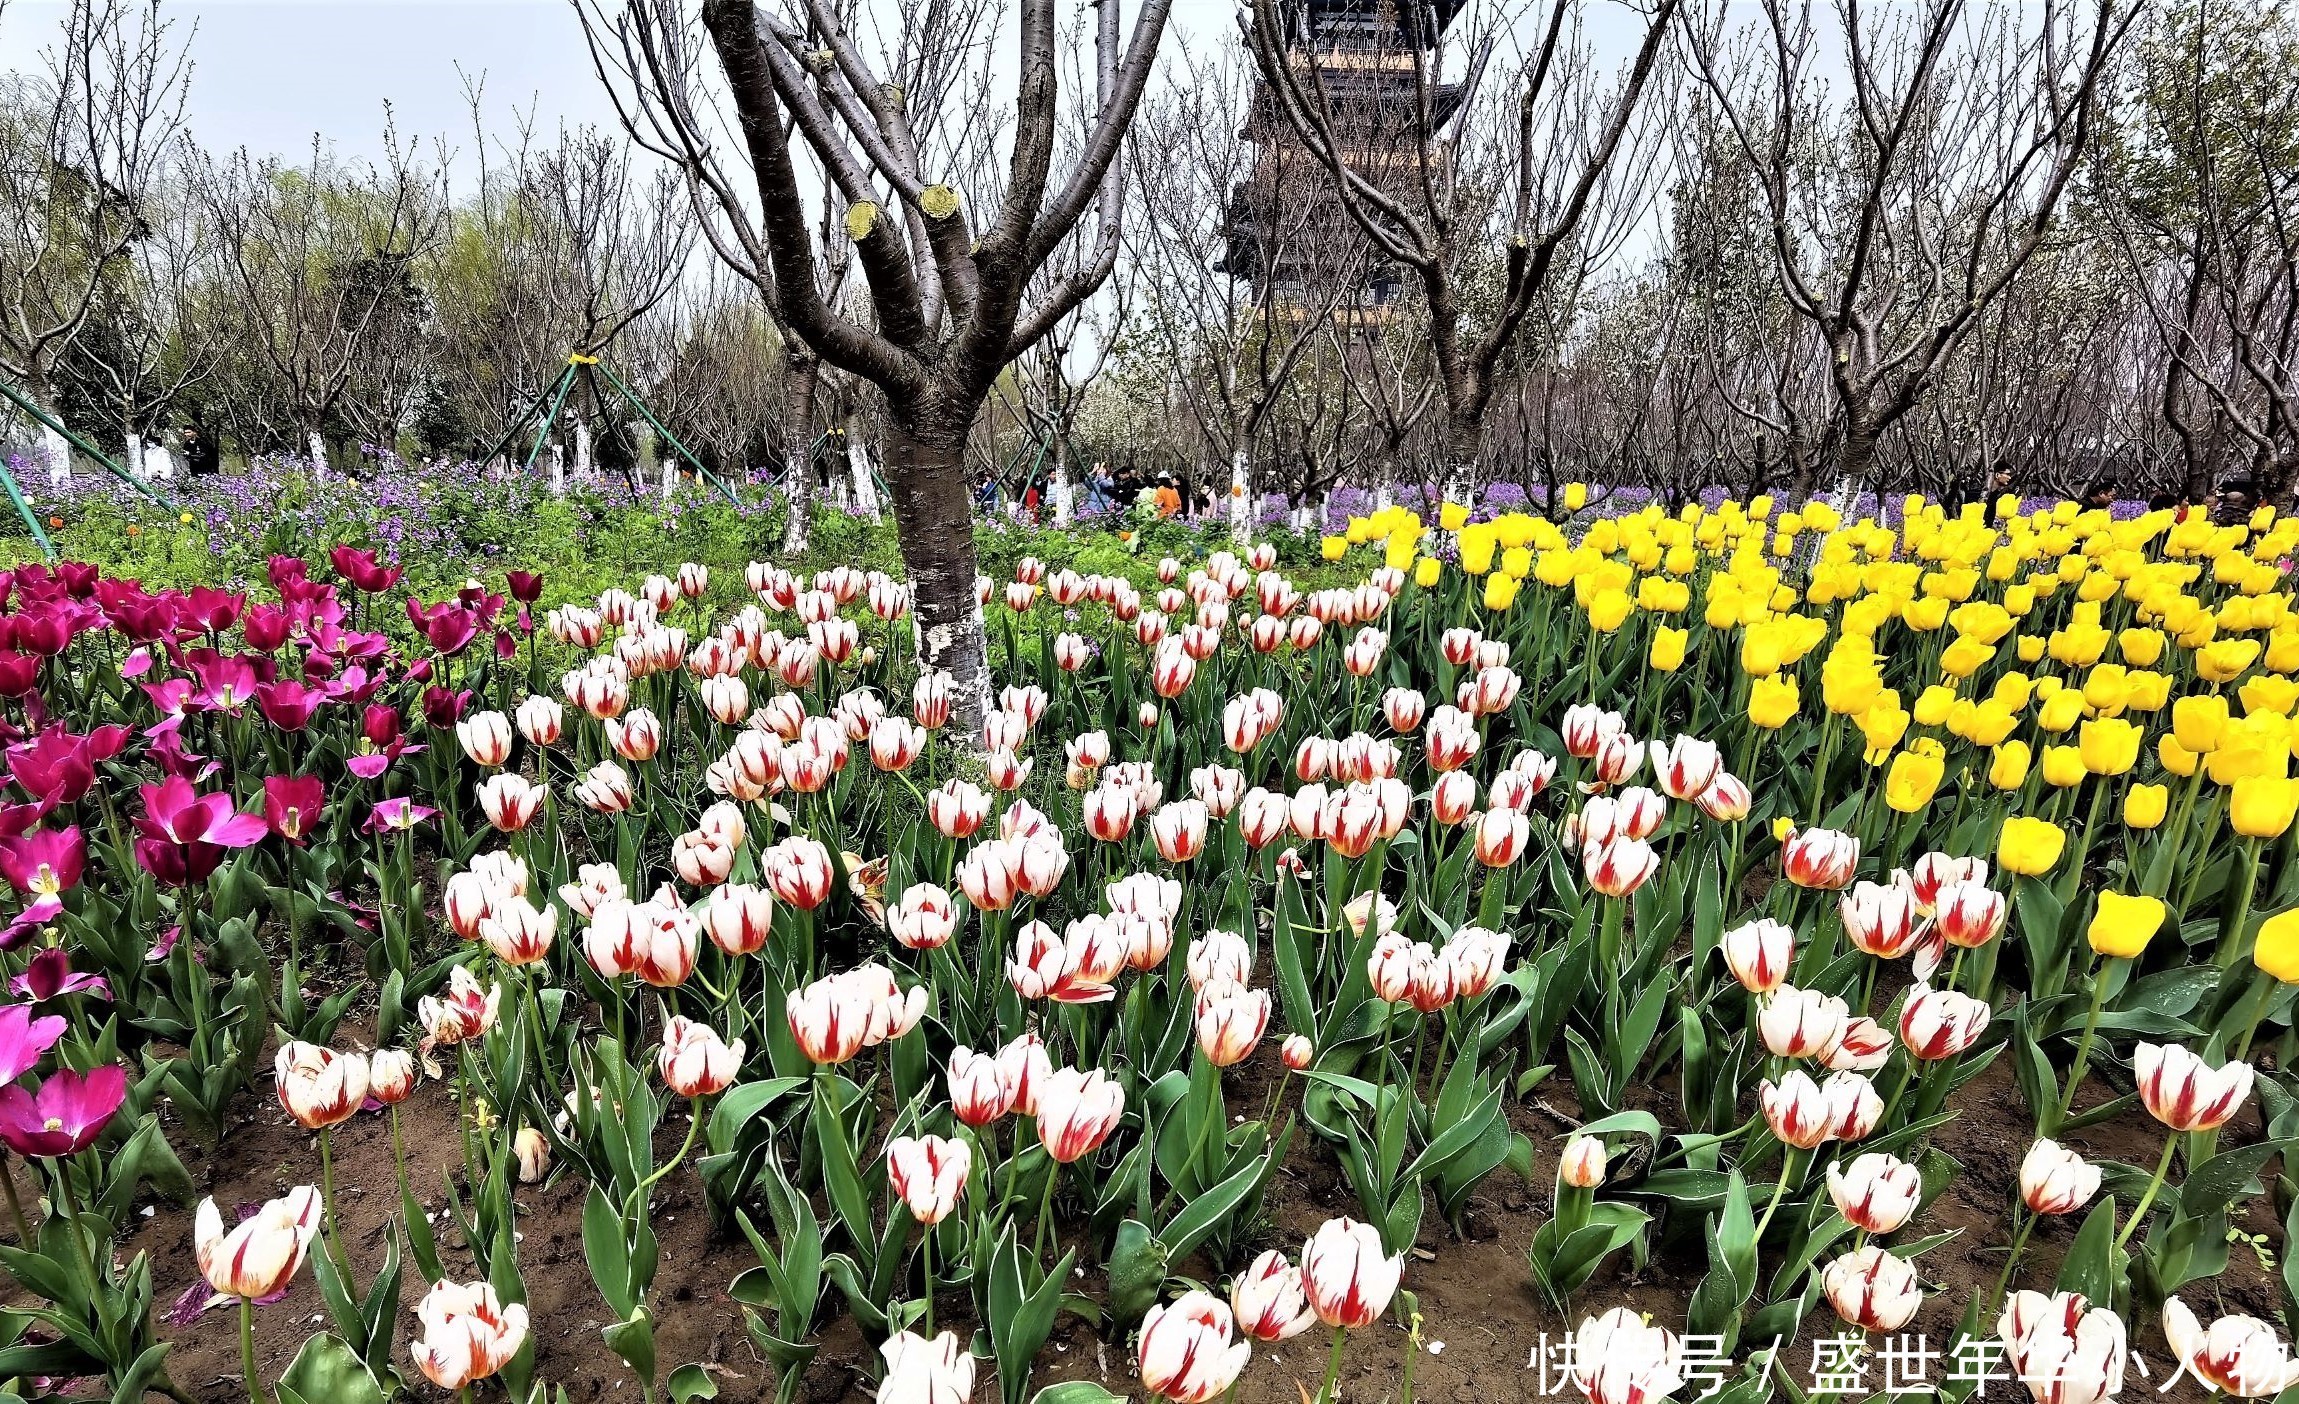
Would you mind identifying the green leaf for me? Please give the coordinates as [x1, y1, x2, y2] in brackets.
[276, 1333, 385, 1404]
[669, 1362, 722, 1402]
[1103, 1219, 1168, 1328]
[2055, 1198, 2122, 1306]
[603, 1307, 658, 1391]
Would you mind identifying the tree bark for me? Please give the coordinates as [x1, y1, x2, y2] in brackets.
[781, 352, 819, 555]
[884, 412, 989, 730]
[306, 428, 329, 476]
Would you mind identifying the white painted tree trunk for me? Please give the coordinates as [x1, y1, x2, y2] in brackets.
[41, 424, 68, 487]
[781, 441, 812, 554]
[1051, 461, 1074, 527]
[1375, 485, 1393, 512]
[851, 442, 881, 519]
[660, 458, 676, 499]
[306, 430, 330, 479]
[548, 442, 567, 495]
[1229, 449, 1250, 543]
[145, 444, 175, 482]
[123, 434, 144, 481]
[573, 420, 593, 479]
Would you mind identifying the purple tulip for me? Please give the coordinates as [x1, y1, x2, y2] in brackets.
[0, 1064, 126, 1157]
[0, 1003, 66, 1082]
[365, 797, 436, 834]
[10, 948, 108, 1004]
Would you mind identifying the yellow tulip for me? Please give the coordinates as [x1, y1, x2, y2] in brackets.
[1415, 557, 1443, 588]
[2077, 718, 2142, 776]
[2087, 892, 2166, 959]
[1939, 636, 1995, 678]
[2255, 909, 2299, 984]
[1997, 816, 2067, 875]
[1483, 573, 1519, 612]
[2230, 776, 2299, 839]
[1439, 501, 1469, 531]
[1965, 700, 2019, 747]
[1563, 482, 1588, 511]
[2119, 627, 2166, 666]
[2037, 690, 2086, 734]
[2199, 639, 2263, 683]
[1321, 536, 1348, 562]
[1586, 588, 1632, 632]
[2017, 635, 2045, 663]
[1749, 675, 1800, 730]
[2124, 783, 2168, 830]
[2158, 733, 2200, 778]
[1990, 740, 2032, 790]
[1458, 526, 1497, 575]
[1884, 750, 1944, 813]
[2172, 695, 2229, 752]
[2041, 744, 2088, 788]
[1649, 626, 1687, 672]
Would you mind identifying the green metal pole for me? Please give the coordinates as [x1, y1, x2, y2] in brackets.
[476, 370, 566, 468]
[592, 361, 742, 508]
[0, 459, 56, 561]
[522, 364, 580, 473]
[0, 379, 168, 508]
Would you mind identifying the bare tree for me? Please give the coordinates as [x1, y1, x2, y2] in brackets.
[0, 0, 190, 481]
[584, 0, 1171, 726]
[194, 130, 447, 469]
[1684, 0, 2132, 496]
[1246, 0, 1682, 482]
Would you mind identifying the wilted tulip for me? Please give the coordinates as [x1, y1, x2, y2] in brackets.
[513, 1127, 551, 1183]
[275, 1041, 367, 1130]
[195, 1185, 321, 1299]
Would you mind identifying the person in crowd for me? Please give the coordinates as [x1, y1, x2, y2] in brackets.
[974, 472, 1001, 517]
[183, 424, 220, 477]
[2083, 478, 2119, 512]
[1152, 475, 1182, 518]
[2216, 478, 2258, 525]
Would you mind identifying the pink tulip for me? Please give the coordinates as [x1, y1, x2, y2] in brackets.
[0, 1002, 66, 1082]
[0, 1063, 126, 1156]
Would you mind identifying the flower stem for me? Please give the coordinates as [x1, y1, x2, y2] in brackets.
[241, 1296, 268, 1404]
[2049, 958, 2113, 1135]
[2114, 1136, 2181, 1253]
[1987, 1207, 2037, 1309]
[318, 1128, 349, 1277]
[1315, 1324, 1350, 1404]
[1752, 1146, 1805, 1244]
[0, 1151, 30, 1245]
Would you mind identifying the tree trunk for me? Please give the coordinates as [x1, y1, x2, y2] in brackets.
[781, 354, 819, 555]
[573, 419, 594, 478]
[1229, 447, 1250, 543]
[885, 414, 989, 735]
[306, 428, 329, 477]
[41, 423, 69, 487]
[850, 425, 882, 520]
[548, 441, 567, 495]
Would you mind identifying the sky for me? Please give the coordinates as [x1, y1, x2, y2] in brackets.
[0, 0, 1246, 176]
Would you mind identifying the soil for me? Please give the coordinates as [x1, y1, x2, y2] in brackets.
[4, 1032, 2257, 1403]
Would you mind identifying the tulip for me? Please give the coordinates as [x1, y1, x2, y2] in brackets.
[1444, 927, 1511, 997]
[787, 972, 876, 1064]
[1280, 1034, 1315, 1071]
[947, 1046, 1010, 1126]
[1583, 834, 1658, 896]
[606, 709, 662, 762]
[1825, 1152, 1921, 1234]
[1997, 816, 2067, 875]
[1759, 1070, 1837, 1149]
[515, 694, 563, 747]
[878, 1331, 975, 1404]
[1037, 1066, 1125, 1162]
[1781, 826, 1859, 889]
[1231, 1250, 1316, 1341]
[887, 1134, 971, 1226]
[2231, 776, 2299, 839]
[2135, 1042, 2252, 1132]
[479, 896, 557, 967]
[659, 1016, 743, 1097]
[704, 882, 774, 956]
[455, 710, 512, 767]
[997, 1033, 1053, 1116]
[1999, 1290, 2124, 1404]
[1138, 1291, 1251, 1403]
[1152, 799, 1210, 862]
[1823, 1016, 1895, 1073]
[369, 1049, 418, 1105]
[476, 773, 545, 832]
[1839, 879, 1921, 959]
[1759, 986, 1849, 1060]
[1194, 980, 1270, 1066]
[1822, 1245, 1922, 1332]
[765, 835, 836, 910]
[196, 1185, 322, 1298]
[275, 1041, 368, 1130]
[1898, 984, 1990, 1060]
[513, 1126, 551, 1183]
[1559, 1135, 1607, 1189]
[2019, 1140, 2101, 1216]
[2162, 1296, 2299, 1398]
[1722, 918, 1793, 993]
[1300, 1216, 1402, 1329]
[887, 883, 957, 951]
[2086, 891, 2164, 958]
[1652, 735, 1722, 801]
[410, 1280, 531, 1391]
[1935, 880, 2007, 948]
[417, 966, 500, 1046]
[1570, 1307, 1686, 1404]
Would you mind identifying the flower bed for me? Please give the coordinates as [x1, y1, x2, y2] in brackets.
[0, 492, 2291, 1404]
